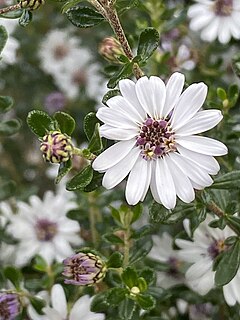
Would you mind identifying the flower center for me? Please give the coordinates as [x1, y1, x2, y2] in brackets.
[35, 219, 58, 241]
[207, 239, 226, 259]
[167, 257, 182, 278]
[53, 44, 69, 60]
[213, 0, 233, 16]
[136, 117, 176, 160]
[72, 70, 87, 86]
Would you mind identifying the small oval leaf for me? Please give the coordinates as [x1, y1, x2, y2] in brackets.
[66, 6, 104, 28]
[66, 165, 93, 191]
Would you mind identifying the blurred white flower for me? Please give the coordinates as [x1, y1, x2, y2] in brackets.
[0, 18, 19, 65]
[188, 0, 240, 44]
[176, 215, 240, 306]
[93, 72, 227, 209]
[148, 232, 185, 288]
[5, 189, 83, 266]
[28, 284, 105, 320]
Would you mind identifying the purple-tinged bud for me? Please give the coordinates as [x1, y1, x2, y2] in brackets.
[99, 37, 125, 64]
[40, 131, 73, 163]
[62, 252, 106, 286]
[0, 293, 20, 320]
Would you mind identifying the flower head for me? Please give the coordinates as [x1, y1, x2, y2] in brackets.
[188, 0, 240, 44]
[63, 252, 106, 286]
[40, 131, 74, 163]
[0, 293, 20, 320]
[93, 72, 227, 209]
[99, 37, 125, 64]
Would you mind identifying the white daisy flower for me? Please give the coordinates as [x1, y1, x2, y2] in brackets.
[92, 72, 227, 209]
[176, 216, 240, 306]
[148, 232, 185, 288]
[188, 0, 240, 44]
[5, 189, 83, 266]
[28, 284, 105, 320]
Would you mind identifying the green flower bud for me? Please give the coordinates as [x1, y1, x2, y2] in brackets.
[99, 37, 125, 64]
[40, 131, 73, 163]
[19, 0, 44, 10]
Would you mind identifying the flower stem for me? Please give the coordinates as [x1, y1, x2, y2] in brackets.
[123, 226, 131, 267]
[88, 192, 100, 246]
[90, 0, 144, 79]
[72, 147, 96, 161]
[0, 3, 21, 14]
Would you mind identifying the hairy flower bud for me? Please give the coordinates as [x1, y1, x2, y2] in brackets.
[40, 131, 73, 163]
[0, 293, 20, 320]
[99, 37, 125, 64]
[62, 252, 107, 286]
[20, 0, 44, 10]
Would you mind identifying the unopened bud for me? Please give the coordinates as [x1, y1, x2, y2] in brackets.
[99, 37, 125, 64]
[20, 0, 44, 10]
[0, 292, 20, 320]
[40, 131, 73, 163]
[63, 252, 106, 286]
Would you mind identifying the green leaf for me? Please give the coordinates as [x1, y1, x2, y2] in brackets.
[102, 89, 120, 105]
[66, 165, 93, 191]
[29, 296, 46, 315]
[210, 171, 240, 190]
[84, 112, 98, 141]
[139, 268, 155, 286]
[0, 9, 23, 19]
[208, 217, 227, 230]
[103, 233, 124, 244]
[83, 170, 103, 192]
[131, 225, 152, 239]
[138, 277, 147, 292]
[91, 292, 109, 312]
[0, 96, 14, 113]
[215, 240, 240, 286]
[131, 203, 143, 223]
[0, 25, 7, 55]
[88, 123, 103, 153]
[53, 111, 75, 135]
[119, 298, 136, 320]
[217, 87, 227, 101]
[107, 252, 123, 268]
[129, 237, 153, 264]
[55, 159, 72, 184]
[0, 180, 16, 200]
[137, 28, 159, 62]
[27, 110, 55, 137]
[19, 9, 32, 27]
[122, 267, 138, 288]
[66, 6, 104, 28]
[107, 288, 127, 306]
[136, 294, 156, 310]
[4, 266, 22, 290]
[226, 215, 240, 234]
[33, 255, 48, 272]
[0, 119, 21, 135]
[107, 62, 133, 89]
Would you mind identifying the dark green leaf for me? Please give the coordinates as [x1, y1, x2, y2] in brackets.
[119, 298, 136, 320]
[84, 112, 98, 141]
[102, 89, 120, 105]
[0, 9, 23, 18]
[0, 25, 7, 55]
[215, 240, 240, 286]
[27, 110, 54, 137]
[0, 119, 21, 135]
[83, 170, 103, 192]
[19, 9, 32, 27]
[29, 296, 46, 315]
[66, 6, 104, 28]
[107, 288, 127, 306]
[91, 292, 109, 312]
[136, 294, 156, 310]
[88, 123, 103, 153]
[53, 111, 75, 135]
[110, 206, 121, 224]
[0, 180, 16, 200]
[0, 96, 14, 113]
[131, 203, 143, 223]
[208, 217, 227, 230]
[107, 252, 123, 268]
[55, 159, 72, 184]
[210, 171, 240, 189]
[66, 165, 93, 191]
[4, 266, 22, 289]
[139, 268, 155, 286]
[137, 28, 159, 62]
[103, 233, 124, 244]
[129, 237, 153, 264]
[122, 267, 138, 288]
[107, 62, 133, 89]
[33, 255, 48, 272]
[132, 225, 152, 239]
[226, 215, 240, 234]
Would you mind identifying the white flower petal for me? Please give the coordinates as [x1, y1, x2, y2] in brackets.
[149, 76, 166, 118]
[175, 110, 223, 135]
[201, 18, 220, 42]
[125, 157, 151, 205]
[51, 285, 68, 319]
[42, 307, 62, 320]
[176, 135, 228, 156]
[171, 83, 208, 130]
[96, 107, 138, 129]
[189, 11, 215, 31]
[118, 78, 146, 119]
[223, 271, 240, 306]
[92, 139, 136, 172]
[100, 124, 137, 141]
[155, 157, 176, 209]
[162, 72, 185, 118]
[177, 145, 220, 175]
[218, 18, 231, 44]
[102, 147, 140, 189]
[186, 266, 215, 295]
[166, 155, 195, 203]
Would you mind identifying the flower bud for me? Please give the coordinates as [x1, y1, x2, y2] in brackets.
[0, 292, 20, 320]
[62, 252, 106, 286]
[20, 0, 44, 10]
[40, 131, 73, 163]
[99, 37, 125, 64]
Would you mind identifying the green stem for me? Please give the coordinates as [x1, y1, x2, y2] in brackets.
[123, 225, 131, 267]
[72, 147, 96, 160]
[88, 192, 100, 246]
